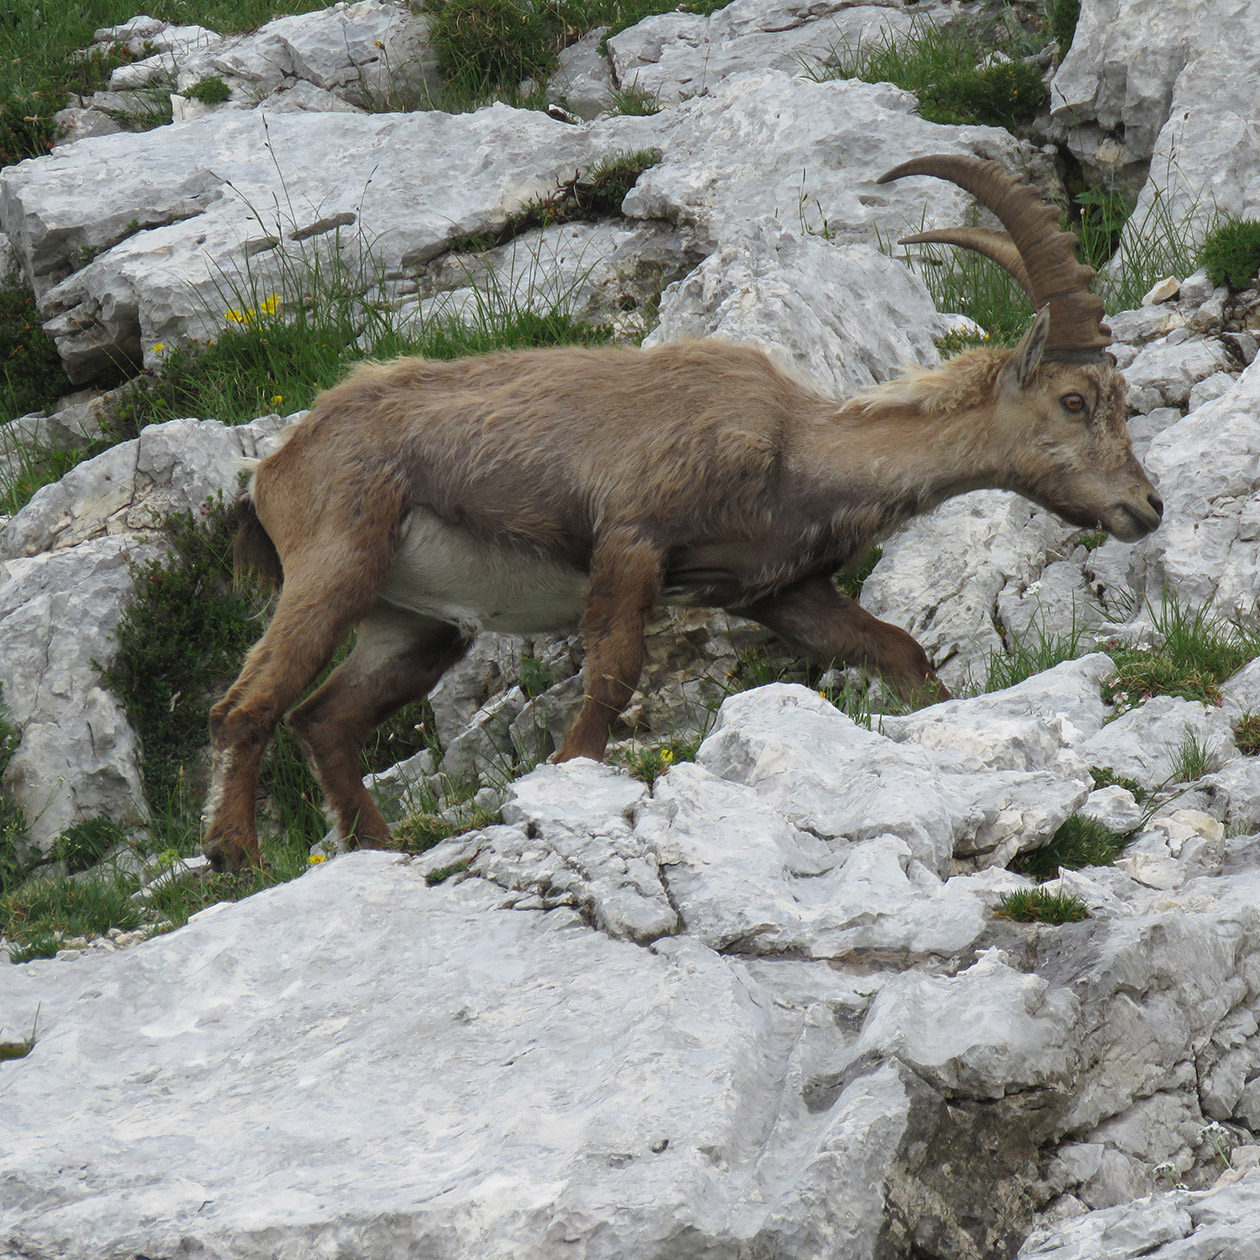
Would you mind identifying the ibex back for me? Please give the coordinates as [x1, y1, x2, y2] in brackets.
[204, 155, 1162, 871]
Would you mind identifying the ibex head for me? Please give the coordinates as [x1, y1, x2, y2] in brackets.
[878, 154, 1163, 542]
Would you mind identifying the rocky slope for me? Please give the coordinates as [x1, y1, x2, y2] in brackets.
[3, 1, 1260, 1256]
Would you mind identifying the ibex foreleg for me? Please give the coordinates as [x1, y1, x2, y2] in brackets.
[555, 530, 662, 762]
[737, 576, 950, 705]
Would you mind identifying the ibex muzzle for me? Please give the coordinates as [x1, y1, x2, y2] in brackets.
[203, 155, 1160, 871]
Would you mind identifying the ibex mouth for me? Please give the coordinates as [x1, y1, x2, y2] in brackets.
[1109, 500, 1163, 541]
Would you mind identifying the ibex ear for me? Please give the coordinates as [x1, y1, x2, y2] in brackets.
[1000, 306, 1050, 395]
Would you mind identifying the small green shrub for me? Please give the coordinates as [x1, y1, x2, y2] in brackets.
[816, 18, 1046, 133]
[1014, 814, 1130, 881]
[428, 0, 563, 97]
[394, 804, 501, 855]
[995, 888, 1089, 924]
[1089, 766, 1148, 803]
[919, 57, 1047, 130]
[185, 75, 231, 104]
[0, 688, 30, 897]
[1198, 218, 1260, 291]
[101, 499, 262, 807]
[0, 274, 72, 420]
[1047, 0, 1080, 59]
[1075, 184, 1135, 272]
[518, 655, 560, 699]
[51, 817, 127, 873]
[612, 737, 700, 785]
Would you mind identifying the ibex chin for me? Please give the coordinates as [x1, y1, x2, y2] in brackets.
[203, 154, 1162, 871]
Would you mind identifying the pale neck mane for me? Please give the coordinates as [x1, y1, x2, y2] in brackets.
[840, 347, 1009, 423]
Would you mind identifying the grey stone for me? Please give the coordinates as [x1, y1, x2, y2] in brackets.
[0, 535, 158, 847]
[645, 221, 950, 397]
[1132, 359, 1260, 624]
[1076, 696, 1237, 790]
[608, 0, 916, 104]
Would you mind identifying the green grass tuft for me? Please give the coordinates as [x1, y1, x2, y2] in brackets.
[0, 870, 144, 962]
[1013, 813, 1130, 881]
[813, 17, 1046, 133]
[426, 859, 473, 886]
[185, 75, 231, 104]
[1234, 715, 1260, 756]
[1089, 766, 1148, 803]
[1198, 218, 1260, 291]
[1102, 600, 1260, 710]
[612, 737, 700, 785]
[394, 800, 502, 856]
[51, 817, 128, 873]
[984, 621, 1089, 693]
[994, 888, 1089, 924]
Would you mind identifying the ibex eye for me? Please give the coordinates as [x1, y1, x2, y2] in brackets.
[1062, 393, 1087, 414]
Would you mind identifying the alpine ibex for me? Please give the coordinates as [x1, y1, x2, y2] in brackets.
[204, 154, 1162, 871]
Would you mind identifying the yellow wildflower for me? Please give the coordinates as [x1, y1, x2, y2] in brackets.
[270, 394, 284, 407]
[308, 854, 327, 864]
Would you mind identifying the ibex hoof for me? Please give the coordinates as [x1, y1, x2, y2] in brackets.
[204, 829, 262, 874]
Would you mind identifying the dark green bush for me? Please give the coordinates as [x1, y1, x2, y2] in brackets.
[100, 500, 263, 809]
[920, 58, 1047, 129]
[185, 75, 231, 104]
[1048, 0, 1080, 59]
[51, 817, 128, 873]
[0, 275, 71, 419]
[0, 690, 30, 897]
[1198, 219, 1260, 290]
[1014, 814, 1130, 881]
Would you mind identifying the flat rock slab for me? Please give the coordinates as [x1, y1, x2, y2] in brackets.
[0, 851, 917, 1258]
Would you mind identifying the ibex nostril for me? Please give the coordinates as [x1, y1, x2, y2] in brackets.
[1149, 492, 1164, 519]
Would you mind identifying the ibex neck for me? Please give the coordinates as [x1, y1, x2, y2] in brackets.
[797, 394, 1009, 528]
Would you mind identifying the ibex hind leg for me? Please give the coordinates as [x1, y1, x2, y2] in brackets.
[286, 607, 470, 849]
[736, 576, 951, 705]
[205, 546, 404, 872]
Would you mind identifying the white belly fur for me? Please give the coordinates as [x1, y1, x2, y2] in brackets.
[379, 509, 588, 635]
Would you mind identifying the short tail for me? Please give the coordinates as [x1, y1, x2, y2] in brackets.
[233, 496, 284, 589]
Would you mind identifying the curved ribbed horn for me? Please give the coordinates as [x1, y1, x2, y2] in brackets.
[878, 154, 1110, 359]
[896, 227, 1035, 302]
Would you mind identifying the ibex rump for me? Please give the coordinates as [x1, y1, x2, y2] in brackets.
[204, 155, 1162, 871]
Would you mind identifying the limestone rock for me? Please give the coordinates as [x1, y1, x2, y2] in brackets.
[0, 535, 158, 847]
[1132, 358, 1260, 625]
[607, 0, 916, 104]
